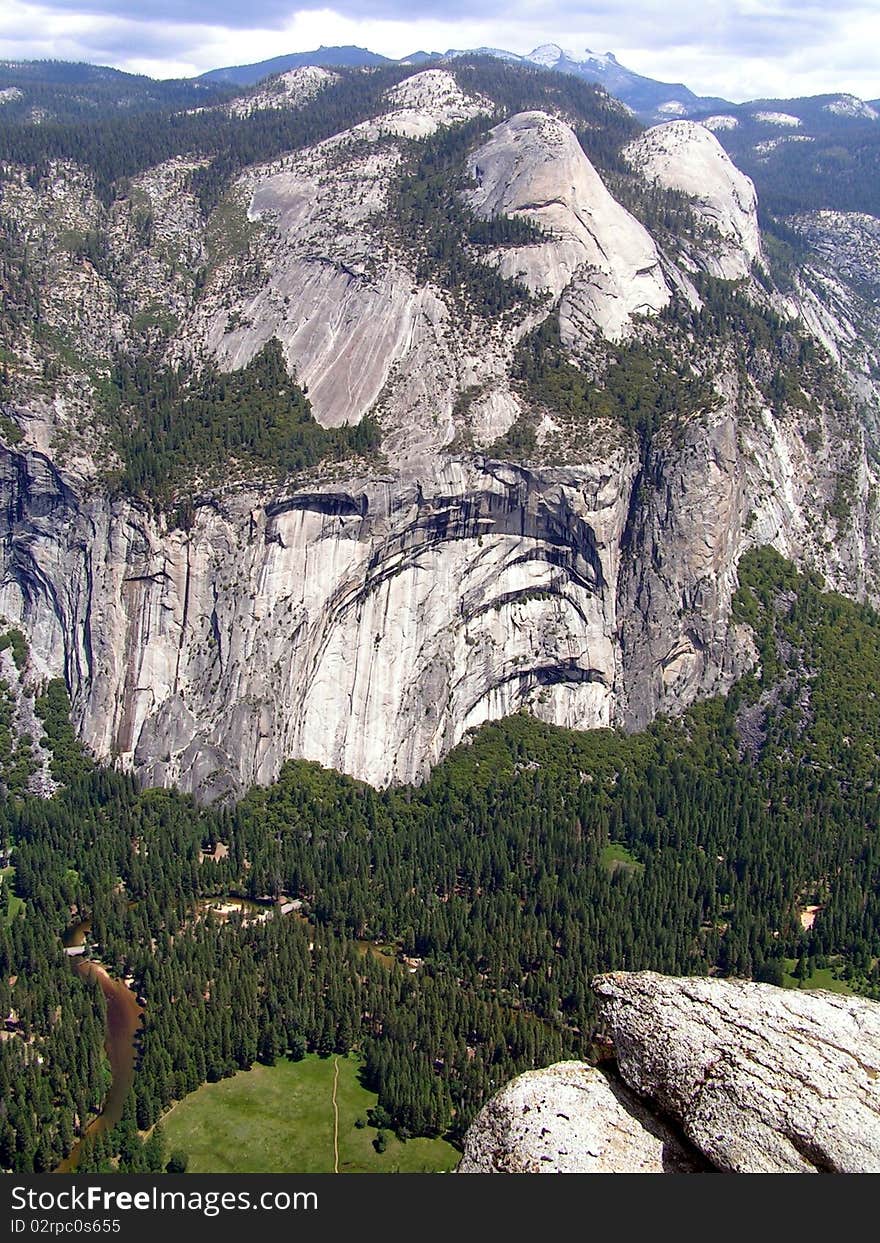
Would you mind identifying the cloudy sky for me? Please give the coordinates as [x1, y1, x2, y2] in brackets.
[0, 1, 878, 102]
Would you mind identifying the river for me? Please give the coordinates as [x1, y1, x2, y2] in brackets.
[54, 899, 395, 1171]
[55, 920, 144, 1174]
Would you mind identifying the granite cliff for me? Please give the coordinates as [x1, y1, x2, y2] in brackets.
[1, 66, 877, 797]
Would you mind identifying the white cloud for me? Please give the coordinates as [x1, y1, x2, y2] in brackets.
[0, 1, 877, 101]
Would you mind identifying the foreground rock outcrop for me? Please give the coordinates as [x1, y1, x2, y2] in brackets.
[459, 972, 880, 1173]
[596, 971, 880, 1173]
[457, 1061, 705, 1173]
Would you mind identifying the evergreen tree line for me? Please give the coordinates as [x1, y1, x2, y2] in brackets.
[387, 110, 551, 323]
[0, 911, 109, 1173]
[720, 116, 880, 219]
[0, 59, 234, 126]
[0, 58, 639, 216]
[507, 309, 721, 459]
[0, 65, 417, 209]
[106, 338, 380, 505]
[500, 273, 849, 467]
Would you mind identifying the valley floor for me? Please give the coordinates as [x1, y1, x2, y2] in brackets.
[159, 1054, 459, 1174]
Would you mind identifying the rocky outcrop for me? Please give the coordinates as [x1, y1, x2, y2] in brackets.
[460, 972, 880, 1173]
[226, 66, 339, 117]
[623, 120, 762, 279]
[0, 451, 634, 797]
[823, 95, 879, 121]
[196, 106, 672, 461]
[786, 211, 880, 446]
[375, 69, 492, 138]
[0, 645, 57, 799]
[618, 387, 880, 725]
[193, 88, 498, 463]
[597, 972, 880, 1173]
[457, 1061, 705, 1173]
[792, 211, 880, 297]
[4, 354, 875, 797]
[467, 111, 671, 341]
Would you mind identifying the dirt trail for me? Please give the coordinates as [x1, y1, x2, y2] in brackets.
[332, 1057, 340, 1174]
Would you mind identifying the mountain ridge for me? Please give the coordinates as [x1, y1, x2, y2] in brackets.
[198, 43, 392, 86]
[3, 47, 880, 1184]
[194, 41, 728, 117]
[191, 40, 877, 125]
[0, 58, 878, 796]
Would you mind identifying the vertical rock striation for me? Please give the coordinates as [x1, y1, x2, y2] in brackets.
[1, 79, 878, 795]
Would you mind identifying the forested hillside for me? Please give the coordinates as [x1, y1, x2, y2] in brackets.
[108, 339, 381, 503]
[2, 46, 879, 1176]
[0, 59, 637, 211]
[3, 547, 880, 1171]
[0, 60, 234, 124]
[693, 97, 880, 218]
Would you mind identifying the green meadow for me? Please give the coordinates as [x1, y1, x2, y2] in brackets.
[780, 958, 854, 995]
[160, 1054, 459, 1174]
[1, 866, 24, 925]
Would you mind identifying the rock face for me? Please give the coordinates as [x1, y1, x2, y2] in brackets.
[194, 81, 493, 463]
[594, 971, 880, 1173]
[0, 451, 633, 797]
[1, 67, 878, 796]
[623, 120, 762, 279]
[238, 136, 441, 442]
[226, 66, 339, 117]
[823, 95, 879, 121]
[787, 210, 880, 444]
[467, 111, 671, 341]
[4, 381, 875, 796]
[0, 646, 57, 799]
[462, 973, 880, 1173]
[457, 1061, 703, 1173]
[377, 69, 492, 138]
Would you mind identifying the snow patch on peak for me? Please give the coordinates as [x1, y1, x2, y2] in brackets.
[623, 120, 762, 280]
[528, 44, 580, 67]
[446, 47, 523, 63]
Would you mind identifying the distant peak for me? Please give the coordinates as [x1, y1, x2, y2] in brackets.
[445, 46, 523, 63]
[823, 94, 879, 119]
[528, 44, 581, 67]
[582, 50, 620, 68]
[527, 45, 622, 70]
